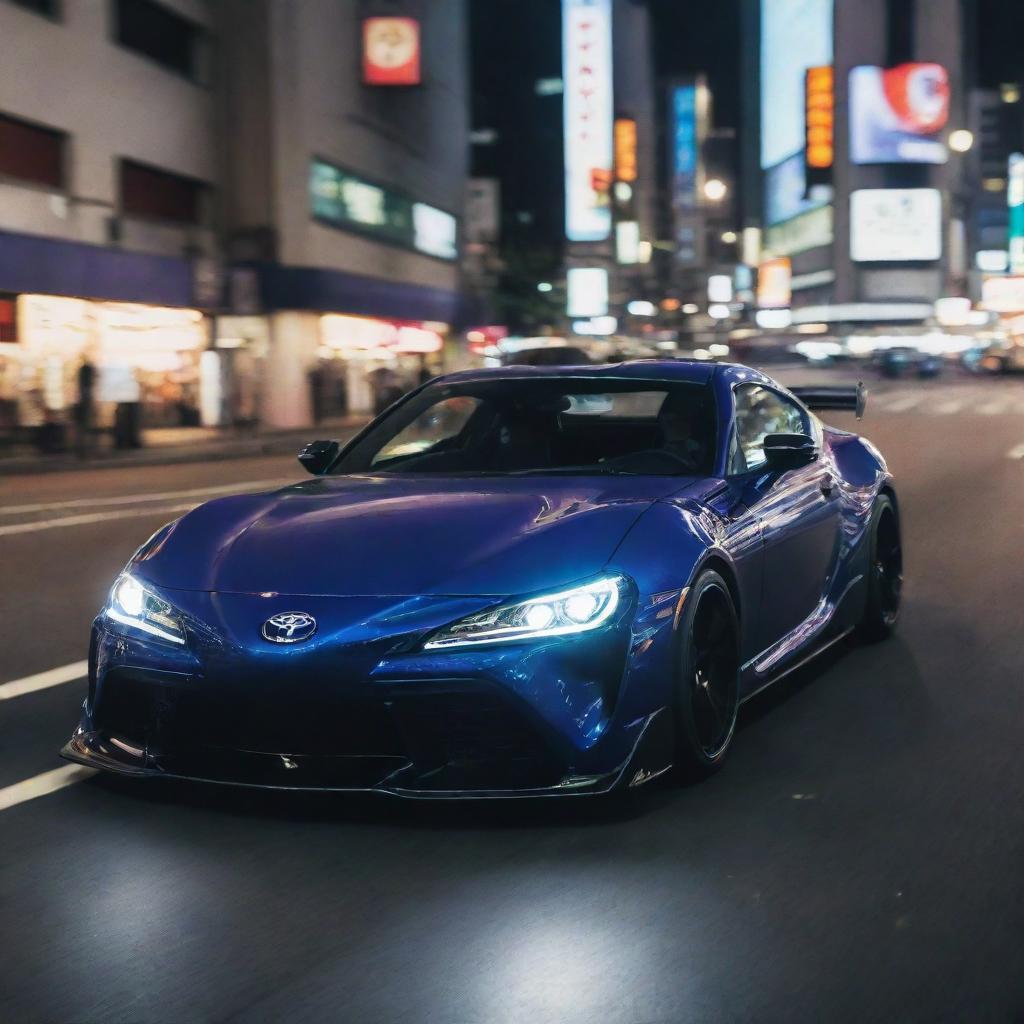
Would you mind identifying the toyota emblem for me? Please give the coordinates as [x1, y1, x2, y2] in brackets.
[262, 612, 317, 644]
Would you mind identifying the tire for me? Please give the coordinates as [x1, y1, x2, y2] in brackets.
[673, 569, 741, 778]
[858, 493, 902, 642]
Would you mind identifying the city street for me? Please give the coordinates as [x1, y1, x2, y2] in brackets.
[1, 372, 1024, 1022]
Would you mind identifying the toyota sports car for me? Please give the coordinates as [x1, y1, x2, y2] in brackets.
[63, 360, 902, 798]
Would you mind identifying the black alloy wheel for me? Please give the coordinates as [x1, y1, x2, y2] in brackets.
[859, 493, 902, 641]
[674, 570, 740, 777]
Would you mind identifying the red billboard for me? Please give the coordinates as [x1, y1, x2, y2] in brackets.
[849, 63, 950, 164]
[362, 17, 421, 86]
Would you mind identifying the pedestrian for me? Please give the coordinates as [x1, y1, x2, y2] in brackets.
[74, 355, 96, 459]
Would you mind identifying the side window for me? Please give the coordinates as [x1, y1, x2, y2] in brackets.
[730, 385, 807, 474]
[371, 397, 480, 465]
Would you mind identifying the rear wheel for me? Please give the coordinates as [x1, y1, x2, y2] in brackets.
[674, 570, 740, 778]
[858, 493, 902, 641]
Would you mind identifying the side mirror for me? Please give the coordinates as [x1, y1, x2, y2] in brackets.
[763, 432, 817, 470]
[298, 439, 340, 475]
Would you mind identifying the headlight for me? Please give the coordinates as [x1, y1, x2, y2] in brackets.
[423, 575, 625, 650]
[105, 574, 186, 645]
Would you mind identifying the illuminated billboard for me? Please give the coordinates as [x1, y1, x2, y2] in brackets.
[805, 65, 834, 185]
[310, 159, 457, 260]
[1009, 153, 1024, 273]
[562, 0, 613, 242]
[849, 64, 950, 164]
[757, 257, 792, 309]
[850, 189, 942, 262]
[614, 118, 638, 182]
[670, 80, 706, 266]
[671, 84, 700, 211]
[760, 0, 833, 225]
[362, 18, 421, 86]
[760, 0, 833, 170]
[567, 267, 609, 317]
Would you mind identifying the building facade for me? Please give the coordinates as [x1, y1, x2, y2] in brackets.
[0, 0, 470, 442]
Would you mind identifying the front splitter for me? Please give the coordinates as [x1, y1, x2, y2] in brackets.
[61, 709, 673, 800]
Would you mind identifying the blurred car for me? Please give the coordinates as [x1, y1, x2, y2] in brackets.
[501, 345, 594, 366]
[64, 362, 900, 798]
[965, 339, 1024, 374]
[876, 346, 943, 379]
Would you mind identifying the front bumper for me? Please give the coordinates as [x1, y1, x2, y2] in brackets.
[61, 708, 672, 798]
[63, 587, 679, 798]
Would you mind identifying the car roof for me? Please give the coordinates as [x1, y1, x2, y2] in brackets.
[435, 359, 774, 388]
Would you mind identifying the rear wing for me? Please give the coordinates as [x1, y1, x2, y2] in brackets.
[789, 382, 867, 420]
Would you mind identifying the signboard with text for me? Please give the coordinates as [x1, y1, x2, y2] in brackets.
[310, 159, 456, 260]
[562, 0, 613, 242]
[850, 189, 942, 262]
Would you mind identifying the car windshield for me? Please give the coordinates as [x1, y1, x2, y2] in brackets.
[331, 377, 718, 477]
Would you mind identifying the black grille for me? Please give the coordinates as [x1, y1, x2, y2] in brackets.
[96, 670, 405, 757]
[387, 688, 564, 790]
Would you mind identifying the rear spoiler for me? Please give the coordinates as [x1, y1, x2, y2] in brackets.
[789, 382, 867, 420]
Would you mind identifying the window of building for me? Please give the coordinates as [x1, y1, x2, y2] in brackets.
[113, 0, 206, 81]
[6, 0, 59, 17]
[119, 159, 205, 225]
[0, 113, 65, 190]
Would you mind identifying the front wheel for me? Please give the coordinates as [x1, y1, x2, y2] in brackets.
[673, 570, 741, 778]
[858, 493, 902, 641]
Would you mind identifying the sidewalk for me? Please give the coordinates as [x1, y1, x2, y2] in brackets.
[0, 416, 370, 476]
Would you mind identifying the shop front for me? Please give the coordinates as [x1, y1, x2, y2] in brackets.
[317, 313, 446, 416]
[0, 293, 211, 449]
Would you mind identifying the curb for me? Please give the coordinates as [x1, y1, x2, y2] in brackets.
[0, 422, 370, 477]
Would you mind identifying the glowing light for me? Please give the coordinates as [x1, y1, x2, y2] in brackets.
[949, 129, 973, 153]
[525, 604, 556, 630]
[703, 178, 728, 202]
[114, 576, 144, 617]
[564, 592, 599, 623]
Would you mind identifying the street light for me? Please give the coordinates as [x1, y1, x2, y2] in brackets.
[721, 230, 738, 244]
[949, 129, 974, 153]
[703, 178, 728, 202]
[537, 282, 553, 293]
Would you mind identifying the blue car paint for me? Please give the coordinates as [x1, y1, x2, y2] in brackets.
[64, 361, 893, 797]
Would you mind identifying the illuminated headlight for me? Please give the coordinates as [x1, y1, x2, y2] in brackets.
[106, 574, 186, 645]
[423, 576, 626, 650]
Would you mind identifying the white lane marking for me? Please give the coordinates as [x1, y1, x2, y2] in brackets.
[0, 765, 97, 812]
[979, 400, 1010, 415]
[0, 660, 88, 700]
[0, 478, 288, 517]
[934, 399, 963, 415]
[881, 394, 923, 413]
[0, 500, 201, 538]
[1008, 442, 1024, 459]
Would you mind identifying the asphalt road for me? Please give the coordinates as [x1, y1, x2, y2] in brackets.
[2, 373, 1024, 1022]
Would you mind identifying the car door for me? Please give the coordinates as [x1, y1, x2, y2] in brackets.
[729, 383, 842, 654]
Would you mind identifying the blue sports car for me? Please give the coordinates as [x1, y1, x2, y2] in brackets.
[63, 361, 901, 797]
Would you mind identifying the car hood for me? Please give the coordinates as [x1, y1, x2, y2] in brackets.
[132, 474, 711, 598]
